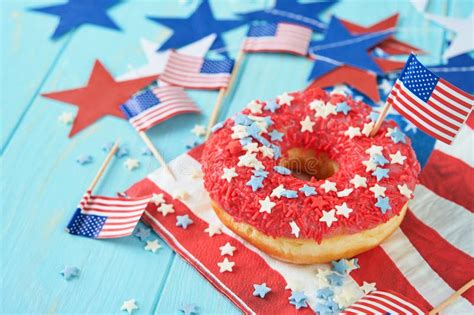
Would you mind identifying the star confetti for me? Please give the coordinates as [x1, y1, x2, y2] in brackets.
[320, 180, 337, 193]
[319, 209, 338, 227]
[58, 112, 74, 124]
[360, 281, 377, 294]
[253, 283, 271, 298]
[150, 193, 165, 206]
[144, 239, 161, 253]
[121, 299, 138, 314]
[204, 223, 222, 237]
[124, 158, 140, 171]
[370, 184, 386, 198]
[259, 196, 276, 214]
[217, 257, 235, 273]
[176, 215, 193, 229]
[350, 174, 367, 188]
[76, 154, 93, 165]
[221, 167, 238, 182]
[179, 303, 198, 315]
[157, 203, 175, 217]
[60, 266, 80, 280]
[135, 226, 151, 241]
[398, 184, 413, 199]
[335, 202, 353, 218]
[219, 242, 236, 256]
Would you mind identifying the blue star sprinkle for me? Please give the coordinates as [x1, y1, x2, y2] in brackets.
[102, 142, 114, 152]
[315, 287, 334, 300]
[30, 0, 122, 40]
[185, 138, 200, 150]
[314, 303, 333, 315]
[375, 196, 391, 214]
[240, 137, 253, 146]
[76, 155, 93, 165]
[274, 166, 291, 175]
[271, 144, 281, 159]
[332, 259, 351, 275]
[390, 127, 406, 144]
[179, 303, 198, 315]
[211, 121, 225, 133]
[263, 116, 273, 126]
[372, 167, 389, 181]
[289, 291, 308, 309]
[253, 169, 269, 178]
[326, 272, 344, 286]
[299, 184, 317, 197]
[372, 154, 388, 166]
[253, 283, 271, 298]
[176, 215, 194, 229]
[142, 147, 152, 156]
[264, 100, 280, 113]
[369, 111, 380, 122]
[135, 226, 151, 241]
[335, 102, 351, 115]
[269, 130, 284, 142]
[116, 147, 129, 158]
[60, 266, 80, 281]
[148, 0, 246, 55]
[246, 176, 264, 191]
[281, 189, 298, 199]
[234, 114, 253, 126]
[246, 123, 262, 138]
[289, 299, 308, 309]
[351, 258, 360, 270]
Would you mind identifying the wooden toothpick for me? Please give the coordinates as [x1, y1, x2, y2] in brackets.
[138, 131, 176, 180]
[370, 100, 392, 137]
[429, 279, 474, 314]
[88, 140, 120, 193]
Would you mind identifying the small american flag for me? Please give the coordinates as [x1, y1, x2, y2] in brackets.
[120, 86, 200, 132]
[160, 51, 234, 90]
[342, 290, 425, 315]
[243, 22, 313, 56]
[387, 54, 473, 144]
[66, 190, 150, 239]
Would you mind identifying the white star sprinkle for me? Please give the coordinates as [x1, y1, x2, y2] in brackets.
[237, 152, 264, 169]
[191, 124, 206, 137]
[390, 150, 407, 165]
[217, 257, 235, 273]
[325, 102, 337, 116]
[121, 299, 138, 314]
[319, 209, 338, 227]
[366, 145, 383, 156]
[144, 239, 161, 253]
[58, 112, 74, 124]
[219, 242, 236, 256]
[398, 184, 413, 199]
[320, 180, 337, 193]
[289, 221, 300, 238]
[385, 127, 395, 138]
[157, 203, 175, 216]
[221, 167, 238, 182]
[362, 121, 375, 137]
[360, 281, 377, 294]
[243, 142, 259, 153]
[337, 188, 353, 197]
[124, 158, 140, 171]
[335, 202, 353, 218]
[231, 124, 249, 139]
[350, 174, 367, 188]
[334, 288, 357, 308]
[315, 268, 331, 287]
[259, 146, 274, 158]
[277, 92, 294, 106]
[259, 196, 276, 214]
[362, 159, 377, 172]
[246, 100, 263, 114]
[270, 184, 286, 199]
[204, 223, 223, 237]
[344, 126, 361, 139]
[369, 184, 386, 198]
[150, 193, 165, 206]
[300, 116, 315, 132]
[309, 99, 325, 111]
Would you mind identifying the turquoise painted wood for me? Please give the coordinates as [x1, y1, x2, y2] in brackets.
[1, 0, 469, 313]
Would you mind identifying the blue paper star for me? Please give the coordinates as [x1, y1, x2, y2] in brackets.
[335, 102, 351, 115]
[76, 154, 93, 165]
[372, 154, 388, 166]
[253, 169, 269, 178]
[326, 272, 344, 286]
[308, 17, 393, 81]
[135, 226, 151, 241]
[376, 196, 391, 214]
[269, 130, 284, 142]
[299, 184, 316, 196]
[274, 166, 291, 175]
[246, 176, 264, 191]
[253, 283, 271, 298]
[148, 0, 246, 55]
[264, 100, 280, 113]
[332, 259, 350, 274]
[30, 0, 122, 40]
[429, 53, 474, 94]
[390, 127, 406, 144]
[281, 190, 298, 199]
[315, 287, 334, 300]
[176, 215, 194, 229]
[237, 0, 337, 32]
[61, 266, 80, 280]
[179, 303, 198, 315]
[372, 167, 389, 181]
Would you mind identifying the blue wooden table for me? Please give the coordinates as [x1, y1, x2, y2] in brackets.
[1, 0, 470, 313]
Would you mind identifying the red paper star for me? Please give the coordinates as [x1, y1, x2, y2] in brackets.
[42, 60, 156, 137]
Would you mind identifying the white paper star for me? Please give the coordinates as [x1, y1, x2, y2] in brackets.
[277, 92, 294, 106]
[360, 281, 377, 294]
[246, 100, 263, 114]
[259, 196, 276, 214]
[350, 174, 367, 188]
[219, 242, 236, 256]
[217, 257, 235, 273]
[121, 299, 138, 314]
[58, 112, 74, 124]
[204, 223, 223, 237]
[157, 203, 175, 216]
[398, 184, 413, 199]
[124, 158, 140, 171]
[344, 126, 361, 139]
[337, 188, 353, 198]
[366, 145, 383, 156]
[271, 184, 286, 199]
[319, 209, 338, 227]
[144, 239, 161, 253]
[362, 121, 375, 137]
[335, 202, 353, 218]
[300, 116, 315, 132]
[191, 124, 206, 137]
[369, 184, 386, 198]
[390, 151, 407, 165]
[150, 193, 165, 206]
[289, 221, 300, 237]
[221, 167, 238, 182]
[320, 180, 337, 193]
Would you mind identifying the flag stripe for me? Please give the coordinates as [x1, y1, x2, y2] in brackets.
[434, 124, 473, 166]
[438, 80, 474, 106]
[374, 291, 425, 314]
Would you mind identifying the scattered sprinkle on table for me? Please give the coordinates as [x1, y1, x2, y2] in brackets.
[179, 303, 198, 315]
[144, 239, 161, 253]
[58, 112, 74, 124]
[191, 124, 206, 137]
[76, 155, 93, 165]
[134, 226, 151, 241]
[124, 158, 140, 171]
[204, 223, 222, 237]
[176, 215, 193, 229]
[60, 266, 80, 280]
[121, 299, 138, 314]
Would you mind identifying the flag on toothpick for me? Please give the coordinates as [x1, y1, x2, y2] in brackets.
[387, 54, 473, 144]
[66, 190, 150, 239]
[341, 290, 425, 315]
[243, 22, 313, 56]
[120, 86, 200, 132]
[160, 51, 234, 90]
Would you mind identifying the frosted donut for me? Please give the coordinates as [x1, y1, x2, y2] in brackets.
[202, 87, 420, 264]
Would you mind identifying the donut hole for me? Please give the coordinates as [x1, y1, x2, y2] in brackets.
[280, 148, 339, 181]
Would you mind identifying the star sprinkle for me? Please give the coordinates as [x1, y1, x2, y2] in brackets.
[336, 102, 351, 115]
[231, 124, 249, 139]
[246, 100, 263, 114]
[309, 99, 325, 110]
[145, 239, 161, 253]
[372, 154, 389, 166]
[277, 92, 294, 106]
[315, 287, 334, 299]
[327, 272, 344, 286]
[150, 193, 165, 206]
[362, 121, 375, 136]
[299, 184, 316, 197]
[370, 184, 386, 198]
[234, 113, 253, 126]
[335, 203, 353, 218]
[221, 167, 238, 182]
[121, 299, 138, 314]
[273, 166, 291, 175]
[281, 190, 298, 198]
[191, 124, 206, 137]
[246, 176, 264, 192]
[375, 196, 391, 214]
[253, 283, 271, 298]
[337, 188, 353, 197]
[270, 185, 286, 199]
[319, 209, 338, 227]
[320, 180, 337, 193]
[204, 223, 222, 237]
[398, 184, 413, 199]
[219, 242, 236, 256]
[389, 127, 406, 143]
[334, 288, 357, 308]
[372, 167, 389, 181]
[344, 126, 361, 139]
[289, 221, 300, 238]
[176, 215, 193, 229]
[259, 146, 274, 158]
[135, 226, 151, 241]
[259, 196, 276, 214]
[124, 158, 140, 171]
[314, 303, 334, 314]
[60, 266, 80, 280]
[243, 142, 260, 154]
[76, 155, 93, 165]
[264, 100, 280, 113]
[390, 150, 406, 165]
[350, 174, 367, 188]
[362, 159, 378, 172]
[179, 303, 198, 315]
[217, 257, 235, 273]
[300, 116, 315, 132]
[238, 152, 263, 169]
[157, 203, 175, 216]
[269, 130, 284, 142]
[116, 147, 129, 159]
[332, 259, 351, 275]
[58, 112, 74, 124]
[366, 145, 383, 156]
[360, 281, 377, 294]
[316, 268, 331, 287]
[253, 169, 269, 178]
[289, 291, 308, 309]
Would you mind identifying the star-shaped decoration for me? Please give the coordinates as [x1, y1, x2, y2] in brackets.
[336, 101, 351, 115]
[300, 116, 315, 132]
[219, 242, 236, 256]
[332, 259, 351, 275]
[176, 215, 193, 229]
[253, 283, 271, 298]
[144, 239, 162, 253]
[362, 121, 375, 136]
[289, 290, 308, 304]
[277, 92, 294, 106]
[150, 193, 165, 206]
[333, 288, 357, 308]
[274, 166, 291, 175]
[264, 100, 280, 113]
[30, 0, 122, 40]
[148, 0, 246, 55]
[299, 184, 316, 197]
[375, 196, 391, 214]
[259, 196, 276, 214]
[217, 257, 235, 273]
[191, 124, 206, 137]
[426, 13, 474, 59]
[320, 180, 337, 193]
[246, 175, 264, 192]
[389, 127, 406, 144]
[316, 287, 334, 300]
[344, 126, 361, 139]
[58, 112, 75, 124]
[243, 142, 260, 154]
[372, 154, 389, 166]
[76, 154, 93, 165]
[135, 226, 151, 241]
[157, 203, 175, 217]
[372, 167, 389, 181]
[221, 167, 238, 182]
[269, 130, 284, 142]
[246, 100, 263, 114]
[315, 268, 331, 287]
[309, 99, 325, 110]
[360, 281, 377, 294]
[369, 184, 386, 198]
[289, 221, 300, 238]
[390, 150, 407, 165]
[398, 184, 413, 199]
[319, 209, 338, 227]
[179, 303, 198, 315]
[116, 147, 129, 159]
[337, 188, 353, 197]
[60, 266, 80, 280]
[327, 272, 344, 286]
[350, 174, 367, 188]
[42, 60, 156, 137]
[270, 184, 286, 199]
[362, 158, 378, 172]
[335, 202, 353, 218]
[204, 223, 222, 237]
[124, 158, 140, 171]
[253, 169, 269, 178]
[260, 146, 274, 158]
[366, 145, 384, 156]
[121, 299, 138, 314]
